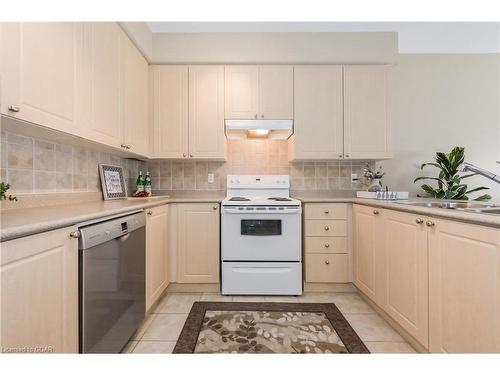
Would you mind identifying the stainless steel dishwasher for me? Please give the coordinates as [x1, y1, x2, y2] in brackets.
[78, 211, 146, 353]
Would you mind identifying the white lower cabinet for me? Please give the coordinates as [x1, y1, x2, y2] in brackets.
[428, 219, 500, 353]
[354, 204, 500, 353]
[176, 203, 220, 283]
[382, 209, 429, 348]
[0, 226, 79, 353]
[304, 203, 350, 283]
[145, 205, 169, 311]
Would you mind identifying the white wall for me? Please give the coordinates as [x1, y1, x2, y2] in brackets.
[151, 32, 397, 64]
[379, 54, 500, 201]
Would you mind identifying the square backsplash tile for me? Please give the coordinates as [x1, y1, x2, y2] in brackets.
[4, 133, 375, 195]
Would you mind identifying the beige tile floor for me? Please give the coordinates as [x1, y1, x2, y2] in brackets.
[123, 291, 417, 354]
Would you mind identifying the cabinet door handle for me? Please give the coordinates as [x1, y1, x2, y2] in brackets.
[325, 260, 330, 265]
[8, 105, 20, 112]
[373, 210, 379, 215]
[120, 144, 127, 149]
[213, 205, 218, 210]
[324, 210, 330, 214]
[183, 153, 187, 157]
[69, 230, 81, 239]
[345, 154, 350, 158]
[426, 220, 435, 227]
[324, 243, 330, 248]
[260, 114, 264, 119]
[324, 226, 330, 231]
[147, 211, 153, 216]
[189, 154, 193, 158]
[254, 114, 258, 119]
[415, 218, 424, 224]
[338, 154, 343, 158]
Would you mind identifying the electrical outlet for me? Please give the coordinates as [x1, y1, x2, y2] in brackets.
[351, 173, 359, 183]
[208, 173, 214, 183]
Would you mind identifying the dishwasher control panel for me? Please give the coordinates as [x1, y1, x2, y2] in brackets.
[78, 211, 146, 250]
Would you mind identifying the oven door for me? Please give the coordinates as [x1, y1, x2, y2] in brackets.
[221, 206, 302, 261]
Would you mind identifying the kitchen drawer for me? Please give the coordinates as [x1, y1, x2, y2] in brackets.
[305, 253, 349, 282]
[304, 203, 348, 220]
[304, 236, 347, 254]
[304, 220, 347, 237]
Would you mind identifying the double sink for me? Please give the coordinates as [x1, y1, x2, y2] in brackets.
[396, 201, 500, 215]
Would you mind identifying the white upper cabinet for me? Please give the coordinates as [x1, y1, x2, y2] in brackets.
[151, 65, 226, 160]
[258, 65, 293, 119]
[188, 65, 226, 159]
[224, 65, 293, 119]
[290, 65, 344, 160]
[121, 30, 149, 156]
[152, 65, 189, 158]
[224, 65, 259, 119]
[343, 65, 391, 159]
[77, 22, 122, 149]
[0, 22, 81, 136]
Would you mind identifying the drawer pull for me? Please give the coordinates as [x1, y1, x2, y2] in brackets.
[324, 243, 330, 248]
[324, 210, 330, 214]
[415, 218, 424, 224]
[373, 210, 380, 215]
[324, 226, 330, 231]
[426, 220, 435, 227]
[325, 260, 330, 265]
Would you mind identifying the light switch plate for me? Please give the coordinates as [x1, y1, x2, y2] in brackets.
[208, 173, 214, 183]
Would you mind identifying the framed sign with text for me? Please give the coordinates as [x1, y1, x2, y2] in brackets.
[99, 164, 128, 200]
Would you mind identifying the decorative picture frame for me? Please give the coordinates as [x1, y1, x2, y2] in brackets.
[99, 164, 128, 200]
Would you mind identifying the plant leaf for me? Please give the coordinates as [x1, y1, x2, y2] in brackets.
[473, 194, 492, 202]
[465, 186, 490, 194]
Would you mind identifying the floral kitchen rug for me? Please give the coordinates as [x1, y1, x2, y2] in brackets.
[173, 302, 369, 354]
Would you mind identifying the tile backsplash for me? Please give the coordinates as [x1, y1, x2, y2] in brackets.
[1, 132, 375, 195]
[1, 130, 139, 194]
[145, 139, 375, 192]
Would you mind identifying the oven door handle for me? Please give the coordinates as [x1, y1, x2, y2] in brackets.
[222, 208, 301, 214]
[232, 266, 294, 273]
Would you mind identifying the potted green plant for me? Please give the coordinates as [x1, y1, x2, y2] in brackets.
[414, 146, 491, 201]
[0, 182, 17, 202]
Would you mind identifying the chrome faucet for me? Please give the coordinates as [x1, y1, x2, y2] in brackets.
[459, 162, 500, 184]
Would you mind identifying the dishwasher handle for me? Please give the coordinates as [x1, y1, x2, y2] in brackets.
[79, 211, 146, 250]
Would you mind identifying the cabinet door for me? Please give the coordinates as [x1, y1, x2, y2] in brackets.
[259, 65, 293, 119]
[152, 65, 188, 158]
[188, 65, 226, 159]
[121, 31, 149, 156]
[352, 204, 384, 303]
[429, 219, 500, 353]
[383, 210, 429, 348]
[146, 205, 169, 311]
[343, 65, 390, 159]
[78, 23, 122, 148]
[224, 65, 259, 119]
[0, 226, 78, 353]
[290, 65, 343, 160]
[177, 203, 220, 283]
[0, 22, 80, 135]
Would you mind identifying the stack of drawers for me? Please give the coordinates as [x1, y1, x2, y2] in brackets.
[304, 203, 349, 282]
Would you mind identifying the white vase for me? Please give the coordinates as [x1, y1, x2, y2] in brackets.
[367, 179, 382, 192]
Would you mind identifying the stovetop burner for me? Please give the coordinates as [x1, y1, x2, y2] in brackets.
[268, 197, 292, 201]
[228, 197, 251, 201]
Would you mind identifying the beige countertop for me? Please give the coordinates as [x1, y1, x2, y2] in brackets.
[0, 192, 224, 242]
[292, 192, 500, 229]
[2, 190, 499, 242]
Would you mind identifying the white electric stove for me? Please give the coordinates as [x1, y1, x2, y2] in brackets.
[221, 175, 303, 295]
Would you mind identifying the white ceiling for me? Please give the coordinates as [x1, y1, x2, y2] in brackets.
[147, 22, 500, 53]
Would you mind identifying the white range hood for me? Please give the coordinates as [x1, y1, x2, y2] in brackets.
[225, 119, 293, 140]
